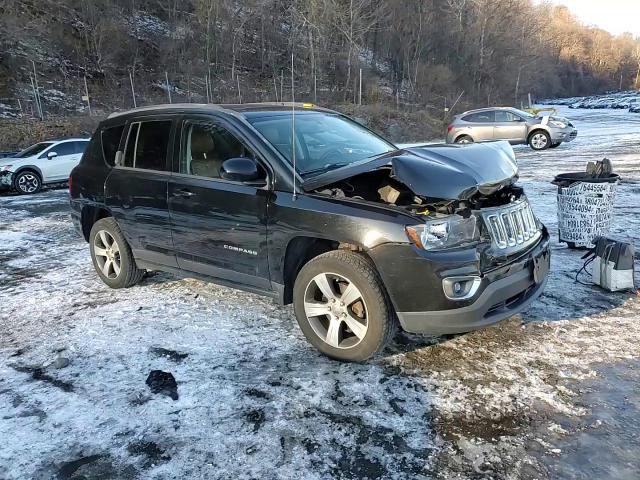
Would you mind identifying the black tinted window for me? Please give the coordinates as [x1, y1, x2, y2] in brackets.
[134, 121, 172, 171]
[45, 142, 76, 158]
[463, 112, 495, 123]
[181, 122, 259, 179]
[101, 125, 124, 166]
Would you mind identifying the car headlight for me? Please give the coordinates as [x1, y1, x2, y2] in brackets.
[549, 120, 567, 128]
[405, 215, 479, 250]
[0, 165, 13, 172]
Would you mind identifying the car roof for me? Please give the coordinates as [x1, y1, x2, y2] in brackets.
[460, 107, 517, 115]
[106, 102, 338, 120]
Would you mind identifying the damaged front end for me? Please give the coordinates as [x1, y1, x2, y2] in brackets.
[309, 141, 541, 260]
[0, 170, 13, 189]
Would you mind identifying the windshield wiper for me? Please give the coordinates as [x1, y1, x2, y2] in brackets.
[302, 162, 350, 175]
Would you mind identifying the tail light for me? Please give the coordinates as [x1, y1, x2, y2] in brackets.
[447, 124, 454, 133]
[68, 174, 73, 193]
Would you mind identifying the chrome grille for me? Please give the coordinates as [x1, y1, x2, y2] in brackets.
[482, 199, 540, 250]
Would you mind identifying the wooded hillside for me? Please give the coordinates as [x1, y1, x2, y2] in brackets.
[1, 0, 639, 119]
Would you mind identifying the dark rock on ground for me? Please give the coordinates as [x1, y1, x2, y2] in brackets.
[145, 370, 178, 400]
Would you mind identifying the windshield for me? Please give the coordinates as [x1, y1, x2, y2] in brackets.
[248, 112, 396, 176]
[16, 142, 53, 158]
[511, 108, 536, 119]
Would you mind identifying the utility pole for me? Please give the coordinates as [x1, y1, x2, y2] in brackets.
[165, 71, 172, 103]
[280, 70, 284, 104]
[129, 71, 137, 108]
[83, 75, 92, 115]
[273, 74, 279, 102]
[358, 68, 362, 106]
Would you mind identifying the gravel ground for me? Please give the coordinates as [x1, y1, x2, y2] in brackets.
[1, 106, 639, 479]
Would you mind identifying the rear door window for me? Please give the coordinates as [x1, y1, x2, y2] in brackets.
[122, 121, 172, 171]
[73, 141, 89, 154]
[463, 112, 495, 123]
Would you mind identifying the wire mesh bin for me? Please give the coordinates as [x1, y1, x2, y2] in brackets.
[553, 172, 620, 249]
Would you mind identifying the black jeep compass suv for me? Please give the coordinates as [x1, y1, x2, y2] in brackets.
[70, 103, 550, 361]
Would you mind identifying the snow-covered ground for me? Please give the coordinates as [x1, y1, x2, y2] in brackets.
[1, 106, 639, 479]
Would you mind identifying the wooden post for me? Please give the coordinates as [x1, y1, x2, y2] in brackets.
[31, 62, 43, 119]
[83, 75, 92, 115]
[165, 71, 172, 103]
[129, 71, 137, 108]
[29, 75, 41, 119]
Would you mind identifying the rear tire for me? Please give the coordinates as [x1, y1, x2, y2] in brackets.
[13, 170, 42, 194]
[528, 131, 551, 150]
[89, 217, 145, 289]
[293, 250, 396, 362]
[455, 135, 474, 144]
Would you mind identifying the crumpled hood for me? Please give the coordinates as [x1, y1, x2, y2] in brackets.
[392, 141, 519, 200]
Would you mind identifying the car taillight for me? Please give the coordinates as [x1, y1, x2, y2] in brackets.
[68, 174, 73, 193]
[447, 124, 454, 132]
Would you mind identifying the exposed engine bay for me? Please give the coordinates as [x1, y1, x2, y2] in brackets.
[314, 167, 526, 218]
[307, 141, 523, 218]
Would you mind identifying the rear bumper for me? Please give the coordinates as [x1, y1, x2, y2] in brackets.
[369, 229, 550, 335]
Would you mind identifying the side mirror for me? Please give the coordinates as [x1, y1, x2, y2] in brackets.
[114, 150, 123, 166]
[47, 151, 58, 159]
[220, 157, 262, 182]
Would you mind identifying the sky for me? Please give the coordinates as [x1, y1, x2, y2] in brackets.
[535, 0, 640, 37]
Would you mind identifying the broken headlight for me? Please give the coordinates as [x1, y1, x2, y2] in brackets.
[405, 215, 479, 251]
[549, 120, 567, 128]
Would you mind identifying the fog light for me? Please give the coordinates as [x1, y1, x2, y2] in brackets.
[442, 276, 482, 300]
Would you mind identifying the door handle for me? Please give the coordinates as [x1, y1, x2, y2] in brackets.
[172, 189, 196, 198]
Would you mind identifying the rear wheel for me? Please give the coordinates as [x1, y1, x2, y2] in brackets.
[293, 250, 396, 362]
[89, 217, 145, 288]
[529, 131, 551, 150]
[13, 170, 42, 194]
[455, 135, 474, 144]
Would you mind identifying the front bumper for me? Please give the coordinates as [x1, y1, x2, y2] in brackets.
[550, 127, 578, 143]
[0, 171, 13, 189]
[368, 229, 550, 335]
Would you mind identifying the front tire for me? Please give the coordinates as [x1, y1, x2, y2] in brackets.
[293, 250, 396, 362]
[89, 217, 145, 288]
[13, 170, 42, 194]
[529, 131, 551, 150]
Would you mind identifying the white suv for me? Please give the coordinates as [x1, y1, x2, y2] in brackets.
[0, 138, 90, 194]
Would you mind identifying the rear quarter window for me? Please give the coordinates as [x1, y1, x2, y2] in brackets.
[101, 125, 125, 166]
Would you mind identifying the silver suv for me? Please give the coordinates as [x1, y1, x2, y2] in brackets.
[446, 107, 577, 150]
